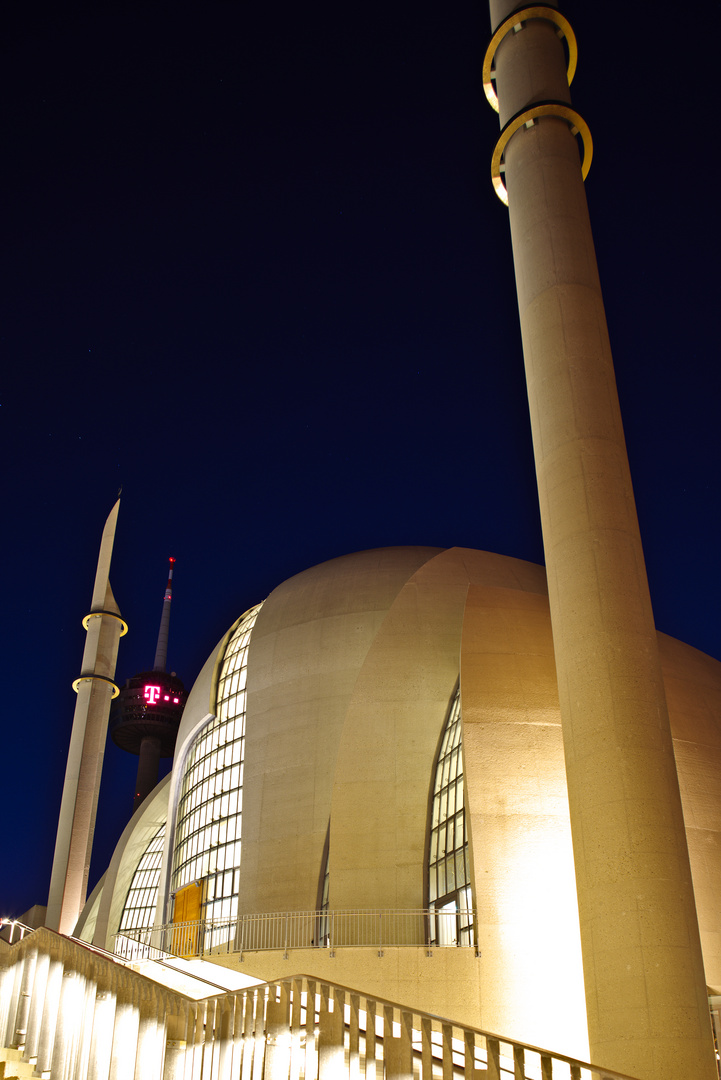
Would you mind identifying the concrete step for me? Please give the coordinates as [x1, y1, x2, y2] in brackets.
[0, 1060, 36, 1079]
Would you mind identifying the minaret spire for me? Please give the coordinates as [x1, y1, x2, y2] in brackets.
[153, 556, 175, 672]
[47, 499, 127, 935]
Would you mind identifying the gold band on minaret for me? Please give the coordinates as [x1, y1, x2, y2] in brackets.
[82, 609, 129, 635]
[71, 674, 120, 698]
[490, 100, 592, 205]
[483, 6, 577, 112]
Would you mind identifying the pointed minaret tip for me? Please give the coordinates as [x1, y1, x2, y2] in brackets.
[90, 500, 121, 612]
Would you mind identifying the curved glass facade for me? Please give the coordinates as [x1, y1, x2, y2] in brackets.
[171, 604, 262, 925]
[118, 823, 166, 933]
[428, 687, 474, 945]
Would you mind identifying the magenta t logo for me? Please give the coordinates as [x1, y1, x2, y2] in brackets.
[144, 684, 161, 705]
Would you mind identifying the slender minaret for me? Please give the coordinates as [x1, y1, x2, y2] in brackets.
[483, 6, 715, 1080]
[47, 499, 127, 935]
[111, 558, 186, 811]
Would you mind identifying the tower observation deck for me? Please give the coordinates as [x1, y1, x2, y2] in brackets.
[110, 558, 186, 810]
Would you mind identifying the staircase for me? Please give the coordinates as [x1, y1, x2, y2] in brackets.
[1, 927, 640, 1080]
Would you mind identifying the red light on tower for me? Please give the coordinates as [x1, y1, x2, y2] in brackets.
[144, 684, 161, 705]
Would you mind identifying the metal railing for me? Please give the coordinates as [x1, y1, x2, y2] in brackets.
[0, 919, 36, 946]
[113, 908, 477, 960]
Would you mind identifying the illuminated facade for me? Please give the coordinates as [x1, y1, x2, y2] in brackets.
[74, 545, 721, 1067]
[427, 688, 474, 947]
[171, 605, 261, 927]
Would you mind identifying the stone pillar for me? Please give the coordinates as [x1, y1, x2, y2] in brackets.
[3, 955, 24, 1049]
[216, 994, 236, 1080]
[35, 957, 64, 1075]
[190, 1000, 208, 1080]
[75, 968, 99, 1079]
[318, 984, 344, 1077]
[109, 980, 141, 1080]
[11, 947, 37, 1050]
[24, 949, 50, 1063]
[239, 990, 256, 1080]
[135, 986, 165, 1080]
[88, 988, 117, 1080]
[485, 4, 716, 1078]
[162, 999, 189, 1080]
[0, 963, 15, 1047]
[50, 968, 83, 1080]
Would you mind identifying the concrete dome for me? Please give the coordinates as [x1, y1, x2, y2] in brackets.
[85, 546, 721, 1060]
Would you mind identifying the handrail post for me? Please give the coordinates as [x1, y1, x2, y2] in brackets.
[485, 1038, 501, 1080]
[512, 1043, 524, 1080]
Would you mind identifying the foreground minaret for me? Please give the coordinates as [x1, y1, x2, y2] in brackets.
[483, 5, 715, 1079]
[111, 558, 186, 811]
[47, 499, 127, 935]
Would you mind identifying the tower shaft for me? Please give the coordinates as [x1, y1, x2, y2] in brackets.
[133, 735, 161, 811]
[47, 500, 125, 935]
[486, 4, 715, 1078]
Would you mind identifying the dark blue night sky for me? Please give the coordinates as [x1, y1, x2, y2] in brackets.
[2, 1, 719, 916]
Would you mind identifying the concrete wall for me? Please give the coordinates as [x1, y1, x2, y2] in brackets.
[661, 633, 721, 991]
[210, 946, 483, 1031]
[461, 581, 586, 1057]
[330, 547, 549, 913]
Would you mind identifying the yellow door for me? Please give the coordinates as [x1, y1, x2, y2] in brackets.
[171, 881, 203, 956]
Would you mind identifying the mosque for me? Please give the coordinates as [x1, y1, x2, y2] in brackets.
[70, 541, 721, 1065]
[2, 4, 721, 1080]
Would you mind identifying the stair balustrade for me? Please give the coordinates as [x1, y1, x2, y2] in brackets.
[1, 927, 642, 1080]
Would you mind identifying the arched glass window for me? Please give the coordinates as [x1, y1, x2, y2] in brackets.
[118, 823, 166, 933]
[427, 687, 474, 945]
[317, 826, 330, 946]
[171, 604, 262, 928]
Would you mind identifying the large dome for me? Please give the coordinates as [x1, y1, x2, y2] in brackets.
[79, 546, 721, 1060]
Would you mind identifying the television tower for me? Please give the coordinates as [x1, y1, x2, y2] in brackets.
[483, 3, 715, 1078]
[110, 558, 186, 811]
[47, 499, 127, 936]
